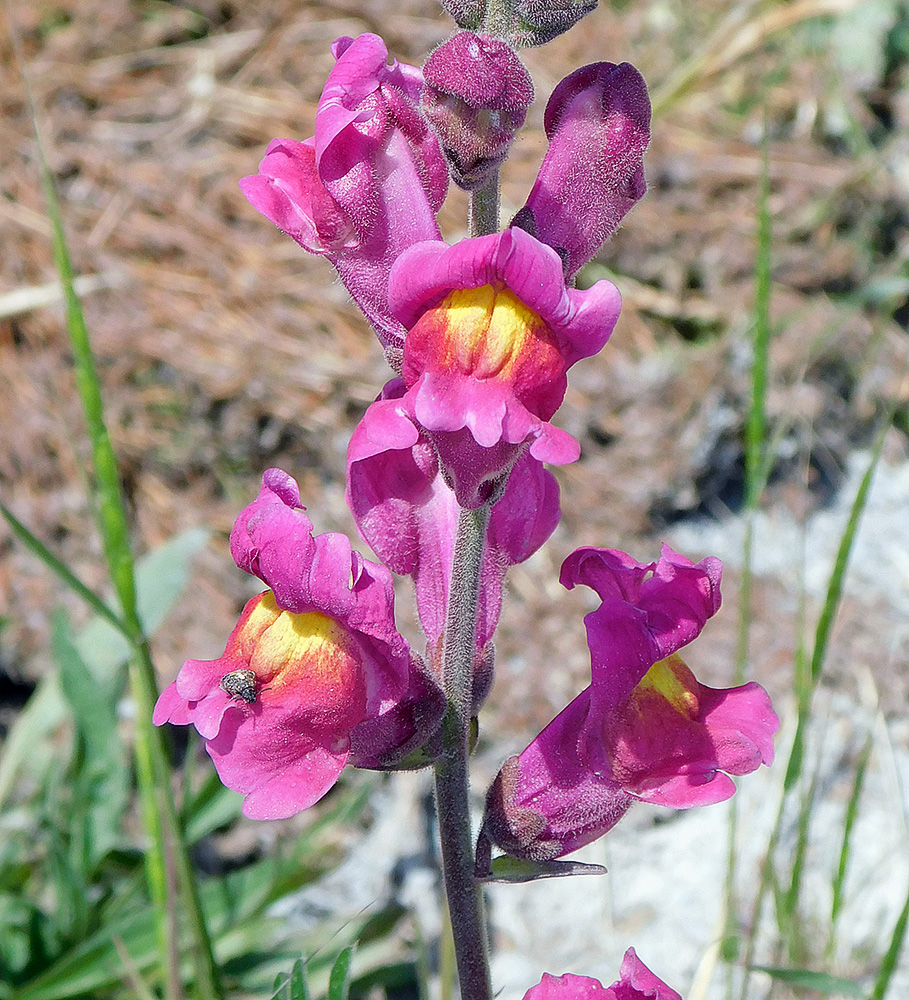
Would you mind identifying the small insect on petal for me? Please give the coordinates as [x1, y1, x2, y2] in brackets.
[220, 668, 259, 704]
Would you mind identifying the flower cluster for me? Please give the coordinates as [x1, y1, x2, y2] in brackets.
[157, 12, 780, 998]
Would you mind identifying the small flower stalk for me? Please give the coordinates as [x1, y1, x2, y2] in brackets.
[158, 11, 779, 1000]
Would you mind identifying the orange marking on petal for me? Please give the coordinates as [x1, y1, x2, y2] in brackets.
[238, 591, 367, 730]
[633, 654, 700, 720]
[416, 284, 562, 383]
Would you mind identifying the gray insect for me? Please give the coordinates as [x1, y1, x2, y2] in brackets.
[219, 668, 259, 705]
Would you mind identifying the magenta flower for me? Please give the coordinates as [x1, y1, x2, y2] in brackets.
[347, 408, 560, 701]
[349, 226, 621, 508]
[421, 31, 534, 189]
[239, 34, 449, 353]
[515, 61, 650, 281]
[481, 546, 779, 861]
[524, 949, 682, 1000]
[153, 470, 444, 820]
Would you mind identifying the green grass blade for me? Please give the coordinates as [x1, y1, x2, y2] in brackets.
[830, 736, 873, 938]
[783, 715, 808, 793]
[780, 761, 822, 963]
[750, 966, 865, 997]
[7, 17, 178, 993]
[52, 610, 130, 867]
[8, 23, 222, 997]
[328, 946, 355, 1000]
[740, 418, 891, 1000]
[744, 112, 772, 512]
[810, 423, 888, 684]
[32, 115, 140, 641]
[73, 527, 209, 681]
[869, 880, 909, 1000]
[0, 503, 131, 642]
[726, 109, 772, 998]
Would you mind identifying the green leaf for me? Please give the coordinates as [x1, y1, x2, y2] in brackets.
[751, 966, 865, 997]
[289, 959, 312, 1000]
[52, 611, 130, 866]
[74, 527, 210, 683]
[328, 947, 355, 1000]
[180, 770, 244, 844]
[7, 901, 158, 1000]
[829, 0, 899, 89]
[0, 527, 209, 811]
[273, 972, 291, 1000]
[481, 855, 607, 884]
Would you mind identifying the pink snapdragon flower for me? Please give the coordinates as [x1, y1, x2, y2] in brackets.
[481, 546, 779, 861]
[347, 419, 560, 702]
[515, 61, 651, 280]
[524, 949, 681, 1000]
[348, 226, 621, 508]
[239, 34, 448, 353]
[153, 470, 444, 820]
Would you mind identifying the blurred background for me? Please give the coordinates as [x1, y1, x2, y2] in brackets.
[1, 1, 908, 997]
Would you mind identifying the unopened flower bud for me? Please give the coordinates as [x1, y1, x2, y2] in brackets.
[439, 0, 487, 29]
[519, 61, 651, 279]
[422, 31, 533, 189]
[506, 0, 599, 47]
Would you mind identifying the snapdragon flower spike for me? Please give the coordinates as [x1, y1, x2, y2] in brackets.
[239, 34, 448, 354]
[422, 32, 534, 189]
[481, 546, 779, 860]
[350, 226, 621, 508]
[515, 61, 650, 281]
[153, 469, 444, 820]
[524, 949, 681, 1000]
[347, 406, 560, 701]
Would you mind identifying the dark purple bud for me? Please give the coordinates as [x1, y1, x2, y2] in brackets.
[439, 0, 487, 29]
[519, 61, 651, 279]
[422, 31, 534, 189]
[507, 0, 599, 47]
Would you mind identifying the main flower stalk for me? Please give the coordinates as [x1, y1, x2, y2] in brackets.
[469, 170, 500, 237]
[434, 504, 493, 1000]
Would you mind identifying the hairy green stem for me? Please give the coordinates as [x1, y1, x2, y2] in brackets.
[434, 505, 492, 1000]
[469, 171, 500, 239]
[482, 0, 512, 41]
